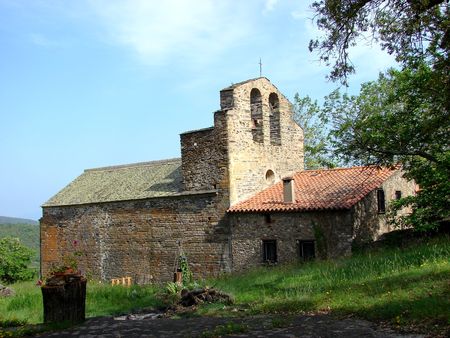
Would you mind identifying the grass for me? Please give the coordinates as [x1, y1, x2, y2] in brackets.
[1, 235, 449, 336]
[206, 235, 450, 332]
[0, 281, 163, 328]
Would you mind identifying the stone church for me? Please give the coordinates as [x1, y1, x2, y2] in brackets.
[40, 77, 415, 283]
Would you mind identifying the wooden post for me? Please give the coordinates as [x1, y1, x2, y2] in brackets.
[42, 275, 87, 324]
[174, 271, 182, 286]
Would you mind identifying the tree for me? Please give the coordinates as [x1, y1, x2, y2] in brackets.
[0, 237, 34, 283]
[308, 0, 449, 231]
[293, 93, 340, 169]
[324, 65, 449, 230]
[309, 0, 449, 84]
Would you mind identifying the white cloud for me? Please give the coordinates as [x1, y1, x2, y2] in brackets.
[87, 0, 255, 66]
[263, 0, 278, 13]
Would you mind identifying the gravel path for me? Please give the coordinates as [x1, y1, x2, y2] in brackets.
[34, 314, 425, 338]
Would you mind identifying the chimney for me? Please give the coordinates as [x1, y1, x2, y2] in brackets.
[282, 177, 295, 203]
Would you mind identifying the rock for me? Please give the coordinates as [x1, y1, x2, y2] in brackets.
[0, 283, 15, 297]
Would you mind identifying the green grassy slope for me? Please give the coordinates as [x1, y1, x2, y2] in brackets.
[1, 235, 448, 336]
[205, 235, 450, 333]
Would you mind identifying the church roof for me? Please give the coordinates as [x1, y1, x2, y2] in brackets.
[228, 166, 399, 213]
[43, 158, 185, 207]
[221, 77, 269, 90]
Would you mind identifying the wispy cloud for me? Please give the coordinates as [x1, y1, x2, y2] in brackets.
[29, 33, 68, 47]
[87, 0, 256, 67]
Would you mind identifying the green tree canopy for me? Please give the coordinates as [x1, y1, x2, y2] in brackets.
[307, 0, 449, 231]
[309, 0, 449, 84]
[293, 94, 338, 169]
[0, 237, 35, 284]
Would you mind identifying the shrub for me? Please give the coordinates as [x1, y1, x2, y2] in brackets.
[0, 237, 34, 283]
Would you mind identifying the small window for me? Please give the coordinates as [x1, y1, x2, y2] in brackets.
[377, 189, 386, 213]
[265, 169, 275, 183]
[299, 240, 315, 260]
[262, 240, 277, 263]
[395, 190, 402, 200]
[264, 214, 272, 224]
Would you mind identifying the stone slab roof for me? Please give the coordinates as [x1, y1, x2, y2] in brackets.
[228, 166, 398, 213]
[43, 158, 185, 207]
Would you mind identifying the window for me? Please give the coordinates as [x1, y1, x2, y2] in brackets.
[250, 88, 263, 143]
[377, 189, 386, 213]
[395, 190, 402, 200]
[262, 240, 277, 263]
[298, 240, 315, 260]
[265, 169, 275, 183]
[269, 93, 281, 145]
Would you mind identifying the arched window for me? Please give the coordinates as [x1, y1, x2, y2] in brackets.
[265, 169, 275, 184]
[269, 93, 281, 145]
[250, 88, 263, 143]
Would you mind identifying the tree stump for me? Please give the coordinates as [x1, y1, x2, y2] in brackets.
[41, 274, 87, 324]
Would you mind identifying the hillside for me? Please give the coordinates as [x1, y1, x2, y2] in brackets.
[0, 221, 40, 267]
[0, 223, 39, 252]
[0, 216, 38, 225]
[205, 235, 450, 335]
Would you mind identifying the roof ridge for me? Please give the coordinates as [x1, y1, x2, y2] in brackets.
[85, 158, 181, 172]
[295, 165, 391, 175]
[221, 77, 268, 90]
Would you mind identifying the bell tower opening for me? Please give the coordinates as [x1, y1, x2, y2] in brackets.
[250, 88, 263, 143]
[269, 93, 281, 145]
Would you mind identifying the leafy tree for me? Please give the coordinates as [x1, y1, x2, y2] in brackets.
[308, 0, 449, 231]
[323, 65, 449, 230]
[0, 237, 35, 283]
[309, 0, 449, 84]
[293, 93, 340, 169]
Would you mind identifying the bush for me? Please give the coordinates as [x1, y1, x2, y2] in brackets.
[0, 237, 34, 283]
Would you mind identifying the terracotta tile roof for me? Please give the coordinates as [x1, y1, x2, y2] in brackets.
[228, 166, 398, 213]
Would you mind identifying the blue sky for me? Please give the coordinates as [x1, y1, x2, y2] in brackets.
[0, 0, 396, 220]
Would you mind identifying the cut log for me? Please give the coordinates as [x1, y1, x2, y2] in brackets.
[41, 274, 87, 324]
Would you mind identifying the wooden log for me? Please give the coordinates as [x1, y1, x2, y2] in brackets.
[42, 275, 87, 324]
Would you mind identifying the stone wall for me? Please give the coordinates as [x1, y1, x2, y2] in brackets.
[181, 127, 219, 191]
[41, 193, 231, 283]
[223, 78, 305, 205]
[352, 170, 417, 243]
[230, 211, 353, 271]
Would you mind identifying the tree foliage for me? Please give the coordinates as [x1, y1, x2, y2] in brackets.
[308, 0, 449, 231]
[0, 237, 35, 284]
[309, 0, 449, 84]
[324, 66, 449, 230]
[293, 93, 340, 169]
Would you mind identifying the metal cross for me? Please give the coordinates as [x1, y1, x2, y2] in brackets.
[259, 58, 262, 77]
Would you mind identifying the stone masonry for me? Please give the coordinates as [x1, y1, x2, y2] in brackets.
[41, 77, 304, 282]
[41, 77, 414, 281]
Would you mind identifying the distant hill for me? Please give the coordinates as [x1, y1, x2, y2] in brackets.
[0, 216, 38, 225]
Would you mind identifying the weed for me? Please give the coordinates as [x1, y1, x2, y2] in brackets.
[200, 321, 248, 337]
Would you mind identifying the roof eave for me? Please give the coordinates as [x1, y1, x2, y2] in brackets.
[42, 189, 218, 209]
